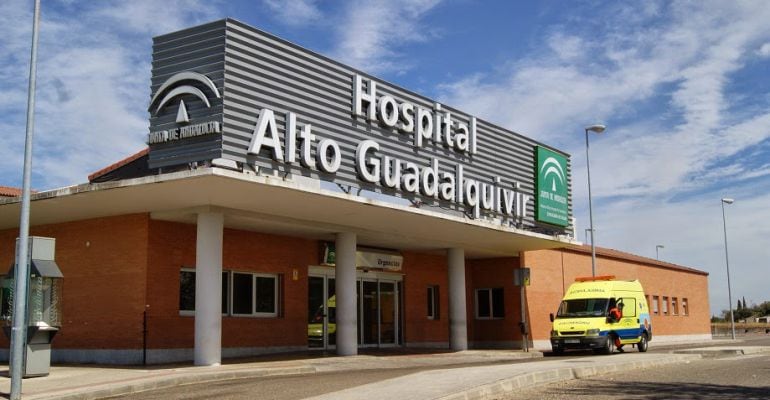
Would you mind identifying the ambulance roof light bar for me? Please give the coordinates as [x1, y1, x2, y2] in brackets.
[575, 275, 616, 282]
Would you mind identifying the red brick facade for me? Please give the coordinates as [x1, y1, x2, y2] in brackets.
[0, 213, 710, 361]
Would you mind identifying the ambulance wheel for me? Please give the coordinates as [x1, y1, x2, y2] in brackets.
[638, 333, 649, 352]
[602, 335, 616, 354]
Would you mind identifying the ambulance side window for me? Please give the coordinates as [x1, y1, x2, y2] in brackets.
[619, 298, 637, 318]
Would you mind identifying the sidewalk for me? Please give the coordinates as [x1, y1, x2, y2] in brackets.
[2, 344, 768, 400]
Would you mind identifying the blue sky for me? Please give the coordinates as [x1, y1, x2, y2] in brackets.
[2, 0, 769, 316]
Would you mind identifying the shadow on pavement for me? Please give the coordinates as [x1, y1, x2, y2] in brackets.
[538, 379, 770, 400]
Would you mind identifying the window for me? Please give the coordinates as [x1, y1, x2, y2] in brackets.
[652, 295, 659, 315]
[672, 297, 679, 315]
[618, 298, 636, 318]
[179, 269, 230, 315]
[427, 285, 439, 320]
[232, 272, 278, 317]
[475, 288, 504, 319]
[557, 298, 607, 318]
[682, 298, 689, 316]
[662, 296, 669, 315]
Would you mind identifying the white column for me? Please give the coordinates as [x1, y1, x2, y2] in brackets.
[194, 212, 224, 366]
[448, 248, 468, 351]
[335, 232, 357, 356]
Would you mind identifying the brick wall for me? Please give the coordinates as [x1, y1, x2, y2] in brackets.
[467, 258, 522, 346]
[145, 220, 317, 349]
[0, 214, 711, 356]
[0, 214, 151, 349]
[523, 248, 711, 343]
[401, 251, 449, 344]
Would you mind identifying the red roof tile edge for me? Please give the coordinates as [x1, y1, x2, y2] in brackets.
[87, 148, 149, 182]
[562, 243, 708, 276]
[0, 186, 24, 197]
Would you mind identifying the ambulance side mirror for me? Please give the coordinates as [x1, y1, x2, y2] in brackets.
[549, 313, 554, 322]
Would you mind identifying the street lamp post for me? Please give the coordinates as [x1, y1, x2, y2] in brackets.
[656, 244, 664, 260]
[584, 124, 606, 277]
[10, 1, 41, 398]
[721, 198, 736, 340]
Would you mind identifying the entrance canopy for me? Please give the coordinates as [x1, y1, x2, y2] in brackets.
[0, 167, 574, 258]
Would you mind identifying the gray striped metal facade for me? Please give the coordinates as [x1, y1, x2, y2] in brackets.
[147, 19, 571, 234]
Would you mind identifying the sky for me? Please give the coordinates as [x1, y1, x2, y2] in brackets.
[1, 0, 769, 316]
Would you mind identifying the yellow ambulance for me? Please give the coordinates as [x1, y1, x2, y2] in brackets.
[549, 276, 652, 354]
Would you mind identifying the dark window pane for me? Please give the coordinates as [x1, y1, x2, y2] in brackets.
[427, 287, 435, 318]
[179, 271, 195, 311]
[256, 276, 276, 313]
[477, 289, 491, 318]
[233, 273, 253, 314]
[492, 288, 504, 318]
[222, 272, 229, 314]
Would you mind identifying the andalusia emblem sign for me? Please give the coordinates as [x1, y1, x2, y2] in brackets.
[535, 146, 569, 226]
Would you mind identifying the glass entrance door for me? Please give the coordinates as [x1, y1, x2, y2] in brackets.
[361, 280, 378, 346]
[307, 275, 335, 349]
[359, 279, 399, 347]
[308, 267, 400, 349]
[379, 281, 396, 345]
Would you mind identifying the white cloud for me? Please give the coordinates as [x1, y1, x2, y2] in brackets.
[593, 178, 770, 315]
[437, 1, 770, 314]
[91, 0, 221, 35]
[262, 0, 322, 27]
[756, 42, 770, 58]
[0, 0, 220, 189]
[547, 33, 584, 61]
[332, 0, 442, 74]
[439, 1, 770, 197]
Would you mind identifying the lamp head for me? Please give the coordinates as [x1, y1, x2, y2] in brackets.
[656, 244, 664, 249]
[585, 124, 606, 134]
[721, 198, 734, 205]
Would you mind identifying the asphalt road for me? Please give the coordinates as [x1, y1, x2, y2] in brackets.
[105, 361, 522, 400]
[107, 336, 770, 400]
[499, 351, 770, 400]
[111, 368, 423, 400]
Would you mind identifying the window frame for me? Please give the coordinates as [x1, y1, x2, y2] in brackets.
[179, 268, 230, 316]
[672, 297, 679, 315]
[230, 271, 279, 318]
[652, 295, 659, 315]
[475, 287, 505, 319]
[682, 298, 689, 316]
[427, 285, 439, 320]
[618, 297, 637, 318]
[662, 296, 669, 315]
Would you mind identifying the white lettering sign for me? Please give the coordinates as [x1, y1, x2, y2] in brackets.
[244, 75, 532, 222]
[352, 75, 476, 154]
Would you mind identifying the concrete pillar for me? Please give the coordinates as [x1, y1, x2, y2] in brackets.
[194, 212, 224, 366]
[335, 232, 357, 356]
[448, 248, 468, 351]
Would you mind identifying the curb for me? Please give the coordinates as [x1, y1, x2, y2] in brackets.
[21, 351, 543, 400]
[28, 366, 316, 400]
[436, 354, 702, 400]
[673, 346, 770, 358]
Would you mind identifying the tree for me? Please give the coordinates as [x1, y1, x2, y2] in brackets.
[759, 301, 770, 316]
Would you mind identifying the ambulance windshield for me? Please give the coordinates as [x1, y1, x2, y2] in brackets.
[556, 298, 608, 318]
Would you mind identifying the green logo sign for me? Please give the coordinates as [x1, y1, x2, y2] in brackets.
[535, 146, 569, 226]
